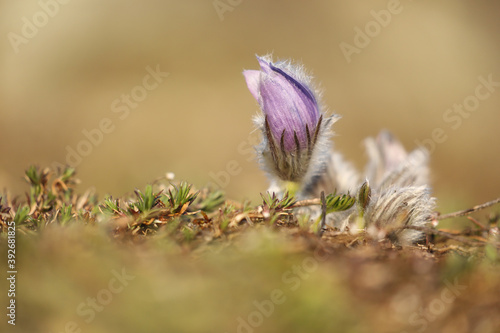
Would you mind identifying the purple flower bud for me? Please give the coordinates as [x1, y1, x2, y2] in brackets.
[243, 55, 336, 184]
[243, 56, 321, 152]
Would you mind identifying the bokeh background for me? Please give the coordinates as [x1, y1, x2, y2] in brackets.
[1, 0, 499, 211]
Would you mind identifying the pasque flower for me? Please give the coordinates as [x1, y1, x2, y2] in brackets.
[325, 131, 435, 245]
[243, 55, 336, 187]
[364, 130, 429, 189]
[243, 55, 436, 245]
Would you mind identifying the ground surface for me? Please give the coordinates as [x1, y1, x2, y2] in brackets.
[1, 166, 499, 333]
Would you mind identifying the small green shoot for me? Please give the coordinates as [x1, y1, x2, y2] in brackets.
[195, 189, 225, 212]
[25, 166, 49, 203]
[261, 191, 296, 212]
[357, 180, 371, 218]
[60, 167, 76, 182]
[14, 206, 30, 225]
[130, 185, 162, 213]
[100, 197, 125, 216]
[58, 204, 73, 225]
[165, 182, 198, 214]
[325, 191, 356, 214]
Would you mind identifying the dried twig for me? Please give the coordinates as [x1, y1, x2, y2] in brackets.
[291, 198, 321, 208]
[317, 192, 327, 237]
[467, 216, 488, 231]
[404, 225, 494, 247]
[437, 197, 500, 220]
[428, 244, 472, 255]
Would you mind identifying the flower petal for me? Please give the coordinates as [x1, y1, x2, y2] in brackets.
[253, 57, 320, 152]
[243, 70, 261, 101]
[259, 74, 308, 151]
[376, 130, 408, 172]
[257, 56, 272, 74]
[268, 63, 319, 127]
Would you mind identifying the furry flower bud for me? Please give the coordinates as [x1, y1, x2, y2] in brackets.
[357, 179, 371, 218]
[243, 55, 336, 185]
[365, 185, 436, 245]
[365, 130, 429, 189]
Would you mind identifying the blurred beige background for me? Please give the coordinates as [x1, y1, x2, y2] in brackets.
[1, 0, 499, 211]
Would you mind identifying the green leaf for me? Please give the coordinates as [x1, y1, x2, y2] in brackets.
[196, 189, 225, 212]
[59, 204, 73, 225]
[132, 185, 162, 213]
[100, 196, 124, 215]
[325, 192, 356, 214]
[14, 206, 30, 225]
[61, 167, 76, 182]
[165, 182, 199, 214]
[261, 191, 296, 211]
